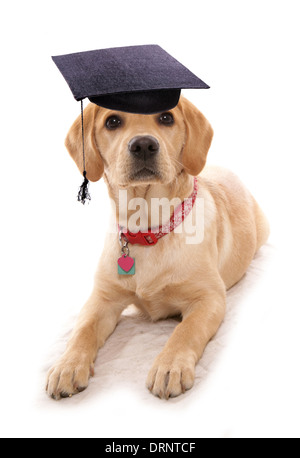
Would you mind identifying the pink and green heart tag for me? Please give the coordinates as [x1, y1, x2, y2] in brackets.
[118, 255, 135, 275]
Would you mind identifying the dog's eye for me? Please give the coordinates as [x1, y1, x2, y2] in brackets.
[106, 115, 122, 130]
[159, 112, 174, 126]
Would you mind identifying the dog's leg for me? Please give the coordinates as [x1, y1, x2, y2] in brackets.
[146, 288, 226, 399]
[46, 288, 126, 400]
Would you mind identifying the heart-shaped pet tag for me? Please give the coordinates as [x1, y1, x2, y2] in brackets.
[118, 255, 135, 275]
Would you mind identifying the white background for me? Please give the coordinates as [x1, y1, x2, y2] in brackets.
[1, 0, 300, 438]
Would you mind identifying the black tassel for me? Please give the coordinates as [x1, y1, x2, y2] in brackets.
[77, 171, 91, 204]
[77, 100, 91, 204]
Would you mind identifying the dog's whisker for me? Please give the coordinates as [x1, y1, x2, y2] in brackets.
[170, 156, 194, 175]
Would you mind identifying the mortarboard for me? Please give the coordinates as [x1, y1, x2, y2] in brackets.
[52, 45, 210, 202]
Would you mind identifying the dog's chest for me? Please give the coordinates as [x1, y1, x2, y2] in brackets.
[102, 209, 213, 319]
[119, 234, 203, 319]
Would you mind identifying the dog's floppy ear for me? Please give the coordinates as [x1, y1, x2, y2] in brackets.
[178, 96, 213, 176]
[65, 103, 104, 182]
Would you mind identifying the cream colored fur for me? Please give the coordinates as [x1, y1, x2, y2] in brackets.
[46, 97, 269, 400]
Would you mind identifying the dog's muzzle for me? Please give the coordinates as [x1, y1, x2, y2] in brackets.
[128, 135, 160, 181]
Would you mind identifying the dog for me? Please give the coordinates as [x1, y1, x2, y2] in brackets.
[46, 96, 269, 400]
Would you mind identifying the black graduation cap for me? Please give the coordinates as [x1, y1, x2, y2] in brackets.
[52, 45, 210, 202]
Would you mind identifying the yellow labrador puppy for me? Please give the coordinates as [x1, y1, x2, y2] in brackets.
[46, 96, 269, 400]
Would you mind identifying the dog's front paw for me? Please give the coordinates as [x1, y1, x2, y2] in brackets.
[46, 353, 94, 400]
[146, 352, 195, 400]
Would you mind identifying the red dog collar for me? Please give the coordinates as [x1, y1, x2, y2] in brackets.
[119, 178, 198, 246]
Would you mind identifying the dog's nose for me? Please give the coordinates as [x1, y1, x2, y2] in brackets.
[128, 136, 159, 160]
